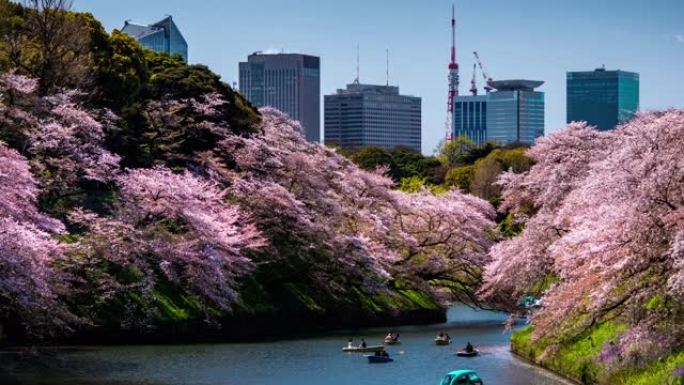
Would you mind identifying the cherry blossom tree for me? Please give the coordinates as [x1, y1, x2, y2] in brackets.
[392, 189, 496, 303]
[1, 73, 501, 336]
[206, 107, 496, 303]
[71, 167, 266, 318]
[0, 141, 70, 335]
[482, 111, 684, 360]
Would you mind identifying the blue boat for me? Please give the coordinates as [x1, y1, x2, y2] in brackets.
[439, 370, 484, 385]
[367, 354, 394, 363]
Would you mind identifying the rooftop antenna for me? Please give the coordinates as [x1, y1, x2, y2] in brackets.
[386, 48, 389, 86]
[354, 45, 360, 84]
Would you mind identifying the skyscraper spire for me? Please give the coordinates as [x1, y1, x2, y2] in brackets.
[354, 45, 360, 84]
[386, 48, 389, 86]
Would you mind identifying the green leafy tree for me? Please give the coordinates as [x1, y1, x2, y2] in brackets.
[350, 146, 399, 177]
[5, 0, 98, 95]
[0, 0, 26, 71]
[398, 175, 427, 193]
[144, 51, 259, 132]
[438, 135, 502, 168]
[347, 145, 444, 184]
[468, 148, 534, 205]
[445, 165, 475, 192]
[470, 156, 503, 204]
[90, 30, 149, 110]
[438, 135, 475, 167]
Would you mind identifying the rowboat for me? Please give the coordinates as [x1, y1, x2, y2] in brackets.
[367, 355, 394, 363]
[435, 338, 451, 346]
[341, 345, 385, 353]
[456, 349, 479, 357]
[384, 338, 401, 345]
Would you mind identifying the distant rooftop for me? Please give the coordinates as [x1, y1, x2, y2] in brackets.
[336, 82, 400, 95]
[123, 15, 174, 39]
[567, 68, 639, 79]
[248, 51, 319, 59]
[489, 79, 544, 91]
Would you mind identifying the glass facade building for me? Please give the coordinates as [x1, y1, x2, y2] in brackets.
[453, 95, 487, 145]
[121, 16, 188, 61]
[486, 80, 545, 146]
[239, 53, 320, 142]
[324, 83, 421, 152]
[567, 68, 639, 130]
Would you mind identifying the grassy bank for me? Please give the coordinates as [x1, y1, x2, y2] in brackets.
[511, 325, 684, 385]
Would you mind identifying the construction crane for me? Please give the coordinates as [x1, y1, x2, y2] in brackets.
[469, 63, 478, 96]
[473, 51, 493, 93]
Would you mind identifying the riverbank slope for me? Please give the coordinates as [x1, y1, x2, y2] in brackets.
[511, 324, 684, 385]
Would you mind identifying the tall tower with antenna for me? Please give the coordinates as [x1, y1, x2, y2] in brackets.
[445, 1, 459, 142]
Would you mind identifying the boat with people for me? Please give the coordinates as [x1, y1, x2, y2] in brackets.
[342, 345, 385, 353]
[439, 369, 484, 385]
[342, 338, 384, 352]
[456, 349, 479, 357]
[434, 331, 451, 345]
[366, 350, 393, 363]
[367, 355, 394, 363]
[384, 332, 401, 345]
[456, 342, 478, 357]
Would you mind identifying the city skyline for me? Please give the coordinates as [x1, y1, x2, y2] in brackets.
[76, 0, 684, 154]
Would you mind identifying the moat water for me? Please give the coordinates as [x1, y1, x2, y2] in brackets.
[1, 306, 572, 385]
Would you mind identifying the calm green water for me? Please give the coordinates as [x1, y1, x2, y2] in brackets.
[2, 307, 571, 385]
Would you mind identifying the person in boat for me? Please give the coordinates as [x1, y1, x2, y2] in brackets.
[374, 350, 382, 356]
[381, 350, 389, 357]
[360, 338, 367, 348]
[385, 332, 393, 340]
[393, 333, 400, 342]
[437, 331, 444, 339]
[347, 338, 354, 348]
[465, 341, 474, 353]
[445, 333, 451, 341]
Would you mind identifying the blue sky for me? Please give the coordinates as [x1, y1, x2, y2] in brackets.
[76, 0, 684, 154]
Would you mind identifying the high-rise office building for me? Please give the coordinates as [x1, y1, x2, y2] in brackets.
[122, 16, 188, 61]
[239, 53, 320, 142]
[567, 68, 639, 130]
[324, 83, 421, 152]
[453, 95, 487, 146]
[486, 80, 545, 146]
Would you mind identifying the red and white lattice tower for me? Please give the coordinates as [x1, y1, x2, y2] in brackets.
[445, 1, 459, 142]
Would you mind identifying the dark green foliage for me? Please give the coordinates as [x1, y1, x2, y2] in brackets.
[143, 50, 259, 131]
[0, 0, 26, 71]
[350, 146, 399, 176]
[498, 212, 525, 238]
[347, 145, 444, 184]
[468, 148, 535, 205]
[439, 136, 501, 167]
[105, 51, 260, 168]
[89, 30, 149, 110]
